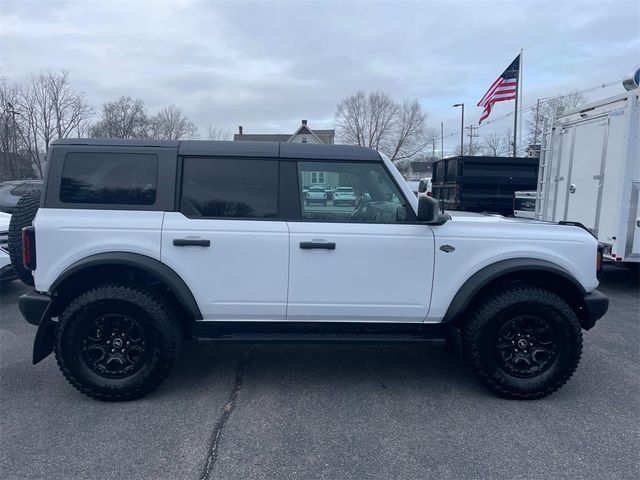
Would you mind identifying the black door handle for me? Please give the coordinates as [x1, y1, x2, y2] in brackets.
[173, 238, 211, 247]
[299, 241, 336, 250]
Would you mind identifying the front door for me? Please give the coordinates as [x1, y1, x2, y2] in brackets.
[161, 156, 289, 320]
[287, 160, 434, 322]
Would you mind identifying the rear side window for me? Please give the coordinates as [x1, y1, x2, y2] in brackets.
[180, 157, 278, 218]
[60, 153, 158, 205]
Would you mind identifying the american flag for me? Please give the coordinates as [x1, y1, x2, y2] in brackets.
[477, 54, 520, 124]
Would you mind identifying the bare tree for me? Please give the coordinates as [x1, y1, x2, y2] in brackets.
[0, 77, 34, 179]
[527, 92, 586, 146]
[149, 105, 198, 140]
[482, 131, 511, 156]
[43, 71, 93, 140]
[2, 70, 92, 178]
[206, 126, 231, 141]
[90, 96, 149, 139]
[336, 91, 433, 162]
[454, 142, 482, 156]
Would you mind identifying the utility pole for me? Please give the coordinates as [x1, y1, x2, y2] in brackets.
[533, 98, 541, 147]
[465, 124, 479, 153]
[440, 122, 444, 159]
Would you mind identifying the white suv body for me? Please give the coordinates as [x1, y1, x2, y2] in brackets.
[18, 139, 608, 401]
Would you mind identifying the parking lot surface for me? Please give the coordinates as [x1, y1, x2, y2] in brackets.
[1, 265, 638, 480]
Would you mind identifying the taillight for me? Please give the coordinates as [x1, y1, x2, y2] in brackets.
[22, 226, 36, 270]
[427, 191, 432, 197]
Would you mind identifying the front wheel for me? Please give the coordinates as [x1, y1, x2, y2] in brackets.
[55, 284, 182, 401]
[462, 285, 582, 399]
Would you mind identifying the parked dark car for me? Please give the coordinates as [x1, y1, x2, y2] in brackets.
[0, 180, 42, 213]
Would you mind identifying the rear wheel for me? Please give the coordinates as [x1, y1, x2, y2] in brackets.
[8, 189, 41, 286]
[55, 284, 182, 401]
[462, 285, 582, 399]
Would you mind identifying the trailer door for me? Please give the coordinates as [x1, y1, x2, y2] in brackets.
[561, 119, 609, 229]
[630, 183, 640, 259]
[550, 127, 574, 221]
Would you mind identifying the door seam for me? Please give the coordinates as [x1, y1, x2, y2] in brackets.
[285, 221, 291, 319]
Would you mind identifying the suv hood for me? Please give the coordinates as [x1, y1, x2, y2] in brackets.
[447, 211, 548, 224]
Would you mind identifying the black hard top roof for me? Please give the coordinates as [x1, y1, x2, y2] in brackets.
[52, 138, 381, 161]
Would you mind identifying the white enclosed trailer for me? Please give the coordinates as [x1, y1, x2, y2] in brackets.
[536, 87, 640, 264]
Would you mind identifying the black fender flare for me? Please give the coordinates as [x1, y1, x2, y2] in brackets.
[49, 252, 202, 320]
[442, 258, 586, 323]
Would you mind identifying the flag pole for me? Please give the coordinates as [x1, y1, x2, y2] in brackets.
[519, 48, 524, 156]
[512, 49, 522, 157]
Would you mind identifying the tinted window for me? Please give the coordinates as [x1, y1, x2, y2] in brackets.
[298, 161, 410, 223]
[60, 153, 158, 205]
[181, 157, 278, 218]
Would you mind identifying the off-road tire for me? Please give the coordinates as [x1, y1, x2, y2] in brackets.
[8, 189, 41, 286]
[55, 284, 182, 401]
[462, 285, 582, 399]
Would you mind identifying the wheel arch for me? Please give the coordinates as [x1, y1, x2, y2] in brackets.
[49, 252, 202, 322]
[443, 258, 590, 328]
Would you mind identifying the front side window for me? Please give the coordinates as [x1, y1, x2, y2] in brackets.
[181, 157, 278, 218]
[60, 153, 158, 205]
[298, 161, 410, 223]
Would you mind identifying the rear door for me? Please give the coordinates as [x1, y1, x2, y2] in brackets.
[161, 156, 289, 320]
[286, 160, 434, 322]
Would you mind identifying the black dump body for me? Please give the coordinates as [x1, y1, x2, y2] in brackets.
[431, 156, 538, 216]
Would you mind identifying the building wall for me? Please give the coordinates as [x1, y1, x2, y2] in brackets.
[289, 134, 322, 144]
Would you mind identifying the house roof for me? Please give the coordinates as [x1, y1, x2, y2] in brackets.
[233, 124, 336, 143]
[232, 134, 290, 142]
[287, 123, 324, 143]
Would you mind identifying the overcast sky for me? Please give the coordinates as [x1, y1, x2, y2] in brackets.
[1, 0, 638, 153]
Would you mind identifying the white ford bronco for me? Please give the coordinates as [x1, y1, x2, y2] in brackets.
[16, 139, 608, 401]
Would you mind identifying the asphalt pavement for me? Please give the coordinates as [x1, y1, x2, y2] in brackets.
[0, 265, 638, 480]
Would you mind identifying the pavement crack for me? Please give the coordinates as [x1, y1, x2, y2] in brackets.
[200, 348, 251, 480]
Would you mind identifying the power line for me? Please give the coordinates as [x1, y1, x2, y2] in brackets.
[440, 77, 623, 146]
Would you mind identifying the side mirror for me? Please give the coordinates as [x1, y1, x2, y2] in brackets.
[417, 195, 448, 225]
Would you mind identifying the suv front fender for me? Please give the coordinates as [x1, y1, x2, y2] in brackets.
[442, 258, 587, 324]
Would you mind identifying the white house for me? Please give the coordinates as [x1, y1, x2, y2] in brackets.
[234, 120, 337, 189]
[233, 120, 334, 145]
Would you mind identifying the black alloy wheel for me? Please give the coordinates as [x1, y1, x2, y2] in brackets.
[80, 313, 150, 379]
[494, 315, 560, 378]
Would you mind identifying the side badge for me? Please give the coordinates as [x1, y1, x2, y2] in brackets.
[439, 244, 455, 253]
